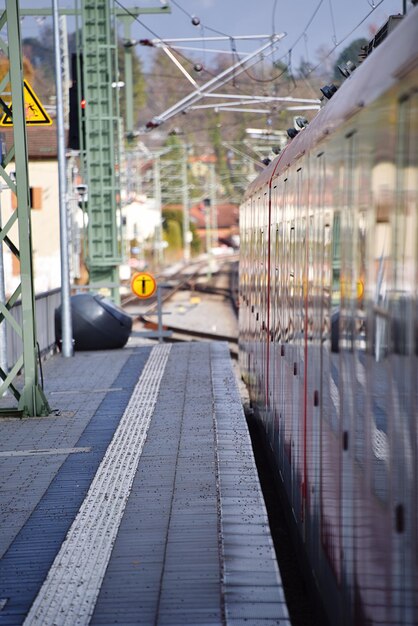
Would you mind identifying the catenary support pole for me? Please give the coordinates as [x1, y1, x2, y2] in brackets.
[53, 0, 73, 358]
[6, 0, 50, 415]
[0, 210, 7, 385]
[209, 162, 217, 249]
[181, 143, 190, 262]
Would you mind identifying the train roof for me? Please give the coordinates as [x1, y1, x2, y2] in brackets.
[244, 7, 418, 200]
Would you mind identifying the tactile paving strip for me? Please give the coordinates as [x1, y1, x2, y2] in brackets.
[23, 344, 171, 626]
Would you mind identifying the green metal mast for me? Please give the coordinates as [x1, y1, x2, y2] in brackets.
[80, 2, 171, 301]
[81, 0, 121, 300]
[0, 0, 50, 416]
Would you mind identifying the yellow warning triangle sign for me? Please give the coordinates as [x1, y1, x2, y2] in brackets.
[0, 80, 53, 126]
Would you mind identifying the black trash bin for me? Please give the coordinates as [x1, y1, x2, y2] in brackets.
[55, 293, 132, 351]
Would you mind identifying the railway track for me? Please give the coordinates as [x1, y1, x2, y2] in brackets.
[124, 255, 239, 356]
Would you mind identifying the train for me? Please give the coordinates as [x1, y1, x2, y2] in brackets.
[239, 8, 418, 626]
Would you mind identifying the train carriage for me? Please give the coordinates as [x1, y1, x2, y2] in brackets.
[239, 8, 418, 626]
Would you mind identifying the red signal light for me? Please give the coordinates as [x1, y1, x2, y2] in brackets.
[80, 99, 86, 109]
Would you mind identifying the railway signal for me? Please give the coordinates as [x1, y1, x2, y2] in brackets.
[131, 272, 157, 299]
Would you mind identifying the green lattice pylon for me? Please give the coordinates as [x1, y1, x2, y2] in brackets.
[0, 1, 50, 416]
[81, 0, 122, 301]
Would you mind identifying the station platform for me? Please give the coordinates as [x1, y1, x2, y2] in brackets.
[0, 341, 290, 625]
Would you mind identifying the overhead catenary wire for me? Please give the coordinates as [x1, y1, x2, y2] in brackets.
[168, 0, 233, 39]
[144, 35, 287, 128]
[238, 0, 324, 84]
[114, 0, 217, 79]
[117, 0, 395, 87]
[328, 0, 338, 45]
[224, 0, 390, 86]
[116, 0, 397, 136]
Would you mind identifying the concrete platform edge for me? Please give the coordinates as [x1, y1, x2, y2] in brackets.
[210, 342, 291, 625]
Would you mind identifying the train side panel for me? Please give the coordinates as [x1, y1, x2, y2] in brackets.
[239, 9, 418, 626]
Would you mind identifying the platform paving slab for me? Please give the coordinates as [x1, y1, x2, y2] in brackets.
[0, 342, 290, 626]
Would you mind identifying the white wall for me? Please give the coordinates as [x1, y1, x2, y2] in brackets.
[1, 160, 61, 295]
[123, 196, 161, 242]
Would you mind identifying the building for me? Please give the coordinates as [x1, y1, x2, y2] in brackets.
[1, 125, 61, 295]
[189, 200, 239, 250]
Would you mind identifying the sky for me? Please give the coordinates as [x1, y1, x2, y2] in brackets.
[126, 0, 406, 68]
[15, 0, 409, 73]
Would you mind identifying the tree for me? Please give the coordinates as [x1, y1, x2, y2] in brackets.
[209, 112, 232, 197]
[314, 44, 336, 80]
[163, 215, 182, 261]
[162, 208, 201, 258]
[142, 48, 193, 122]
[117, 41, 146, 126]
[297, 58, 313, 79]
[22, 30, 54, 101]
[333, 39, 367, 81]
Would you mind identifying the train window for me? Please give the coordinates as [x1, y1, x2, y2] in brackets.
[276, 222, 283, 342]
[391, 93, 416, 356]
[354, 207, 367, 466]
[262, 226, 267, 325]
[331, 212, 341, 312]
[323, 220, 332, 342]
[369, 112, 396, 504]
[307, 215, 314, 341]
[315, 154, 326, 344]
[371, 220, 391, 362]
[289, 225, 295, 341]
[270, 224, 278, 342]
[295, 168, 304, 344]
[290, 226, 295, 279]
[379, 92, 418, 572]
[323, 222, 331, 297]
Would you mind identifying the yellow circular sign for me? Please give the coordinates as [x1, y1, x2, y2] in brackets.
[131, 272, 157, 299]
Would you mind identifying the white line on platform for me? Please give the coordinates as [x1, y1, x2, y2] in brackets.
[0, 447, 91, 458]
[23, 344, 172, 626]
[49, 387, 123, 395]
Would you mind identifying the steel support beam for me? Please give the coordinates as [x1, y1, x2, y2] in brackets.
[0, 1, 50, 416]
[18, 7, 171, 17]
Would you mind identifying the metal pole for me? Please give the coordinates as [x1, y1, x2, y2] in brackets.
[157, 285, 163, 344]
[53, 0, 73, 357]
[209, 162, 217, 249]
[0, 135, 7, 380]
[181, 144, 190, 262]
[0, 210, 8, 383]
[204, 200, 211, 280]
[153, 156, 163, 268]
[122, 16, 134, 139]
[6, 0, 50, 415]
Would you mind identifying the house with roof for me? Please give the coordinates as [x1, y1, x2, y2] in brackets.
[189, 200, 239, 250]
[1, 124, 62, 295]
